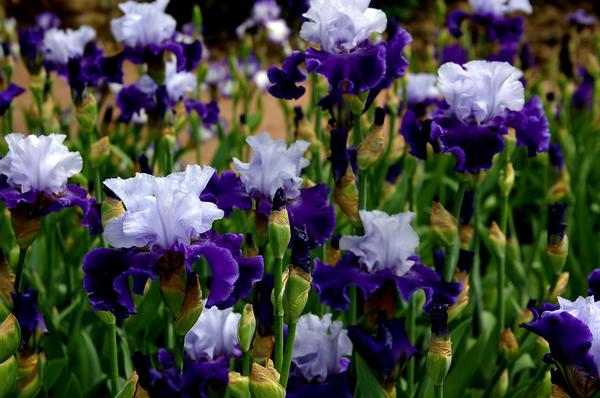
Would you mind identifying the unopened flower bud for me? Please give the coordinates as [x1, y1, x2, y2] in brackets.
[90, 136, 110, 167]
[10, 209, 42, 249]
[551, 383, 571, 398]
[547, 203, 568, 274]
[238, 304, 256, 353]
[268, 188, 291, 260]
[227, 371, 250, 398]
[342, 93, 366, 115]
[75, 91, 98, 132]
[499, 163, 514, 198]
[431, 200, 458, 246]
[251, 335, 274, 365]
[504, 128, 517, 158]
[548, 272, 569, 301]
[192, 5, 203, 36]
[0, 251, 14, 306]
[243, 233, 259, 259]
[499, 327, 519, 362]
[449, 250, 473, 320]
[174, 272, 203, 335]
[488, 222, 507, 259]
[427, 304, 452, 386]
[283, 267, 311, 324]
[0, 355, 17, 397]
[548, 170, 570, 202]
[358, 107, 386, 170]
[16, 352, 42, 398]
[491, 368, 509, 398]
[95, 310, 116, 326]
[249, 360, 285, 398]
[334, 170, 360, 225]
[0, 314, 20, 363]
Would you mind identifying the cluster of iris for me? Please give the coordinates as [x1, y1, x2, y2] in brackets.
[0, 0, 598, 397]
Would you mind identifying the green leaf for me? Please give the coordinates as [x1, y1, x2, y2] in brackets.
[42, 358, 67, 390]
[356, 354, 392, 398]
[62, 373, 83, 398]
[67, 330, 104, 394]
[114, 378, 137, 398]
[247, 112, 263, 133]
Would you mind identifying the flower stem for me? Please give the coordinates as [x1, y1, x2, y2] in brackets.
[434, 384, 444, 398]
[279, 321, 297, 388]
[497, 194, 509, 340]
[242, 351, 251, 376]
[273, 257, 284, 371]
[14, 246, 28, 293]
[407, 296, 417, 394]
[107, 321, 119, 395]
[444, 181, 467, 281]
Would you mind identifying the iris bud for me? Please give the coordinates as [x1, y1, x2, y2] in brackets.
[283, 267, 311, 324]
[0, 314, 20, 363]
[174, 273, 203, 336]
[75, 91, 98, 132]
[491, 369, 509, 398]
[10, 209, 42, 249]
[547, 203, 568, 274]
[268, 188, 291, 260]
[342, 93, 366, 115]
[251, 335, 274, 365]
[548, 272, 569, 301]
[358, 107, 386, 170]
[498, 327, 519, 363]
[192, 5, 203, 36]
[427, 304, 452, 387]
[0, 355, 17, 398]
[499, 163, 514, 198]
[101, 197, 125, 228]
[0, 251, 14, 306]
[227, 372, 250, 398]
[249, 360, 285, 398]
[238, 304, 256, 353]
[16, 353, 42, 398]
[294, 107, 317, 146]
[431, 200, 457, 246]
[334, 170, 360, 225]
[488, 222, 507, 260]
[90, 136, 110, 167]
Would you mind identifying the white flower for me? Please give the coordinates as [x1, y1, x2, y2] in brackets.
[437, 60, 524, 124]
[184, 305, 241, 361]
[292, 313, 352, 382]
[111, 0, 176, 47]
[103, 165, 224, 249]
[469, 0, 532, 16]
[406, 73, 439, 104]
[233, 133, 310, 200]
[252, 0, 281, 23]
[253, 70, 270, 91]
[42, 26, 96, 65]
[0, 133, 82, 194]
[165, 61, 196, 102]
[340, 210, 419, 275]
[266, 19, 290, 44]
[300, 0, 387, 54]
[546, 296, 600, 370]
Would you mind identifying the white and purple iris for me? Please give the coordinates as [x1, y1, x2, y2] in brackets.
[469, 0, 532, 17]
[267, 0, 411, 102]
[82, 166, 264, 319]
[406, 73, 440, 107]
[0, 133, 100, 234]
[228, 133, 335, 246]
[523, 296, 600, 397]
[401, 60, 549, 173]
[184, 305, 241, 362]
[42, 25, 96, 66]
[111, 0, 176, 48]
[314, 210, 460, 311]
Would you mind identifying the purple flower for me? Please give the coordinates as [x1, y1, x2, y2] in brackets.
[18, 26, 45, 72]
[400, 110, 443, 160]
[200, 171, 253, 216]
[267, 51, 306, 100]
[35, 12, 60, 30]
[348, 316, 417, 385]
[441, 44, 468, 66]
[572, 67, 594, 109]
[11, 288, 48, 346]
[548, 203, 567, 242]
[0, 134, 101, 234]
[506, 96, 550, 156]
[549, 143, 564, 170]
[521, 297, 600, 397]
[313, 210, 461, 310]
[589, 270, 600, 301]
[0, 84, 25, 116]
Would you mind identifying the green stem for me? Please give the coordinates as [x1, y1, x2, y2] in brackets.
[107, 322, 119, 396]
[279, 321, 297, 388]
[497, 194, 509, 338]
[407, 296, 417, 395]
[273, 257, 284, 371]
[444, 181, 467, 281]
[242, 351, 251, 376]
[14, 246, 28, 293]
[434, 384, 444, 398]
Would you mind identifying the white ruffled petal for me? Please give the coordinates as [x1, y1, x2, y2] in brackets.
[43, 26, 96, 65]
[111, 0, 176, 47]
[184, 305, 241, 361]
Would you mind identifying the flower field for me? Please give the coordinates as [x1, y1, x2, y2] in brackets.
[0, 0, 599, 397]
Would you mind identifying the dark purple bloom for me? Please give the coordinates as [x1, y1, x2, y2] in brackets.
[572, 67, 594, 109]
[548, 203, 567, 242]
[329, 127, 355, 183]
[460, 190, 475, 225]
[82, 248, 159, 319]
[487, 43, 519, 63]
[447, 9, 470, 38]
[184, 99, 220, 126]
[291, 225, 311, 272]
[253, 274, 275, 335]
[122, 40, 203, 73]
[115, 84, 153, 122]
[305, 43, 386, 95]
[287, 371, 352, 398]
[385, 161, 402, 184]
[429, 303, 450, 338]
[66, 42, 105, 102]
[11, 288, 47, 346]
[441, 44, 468, 65]
[313, 253, 461, 312]
[348, 316, 417, 385]
[588, 270, 600, 301]
[0, 84, 25, 116]
[457, 249, 474, 273]
[267, 50, 307, 100]
[133, 349, 229, 398]
[201, 171, 253, 216]
[400, 110, 444, 160]
[549, 143, 565, 170]
[18, 27, 45, 73]
[506, 96, 550, 156]
[286, 184, 336, 248]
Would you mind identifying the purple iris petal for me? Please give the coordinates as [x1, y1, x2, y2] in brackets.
[521, 309, 600, 395]
[116, 84, 151, 122]
[506, 96, 550, 156]
[0, 84, 25, 116]
[447, 9, 470, 38]
[313, 254, 460, 311]
[572, 67, 594, 109]
[66, 42, 105, 101]
[82, 248, 159, 319]
[348, 316, 417, 385]
[11, 287, 47, 346]
[181, 40, 203, 71]
[588, 270, 600, 301]
[253, 274, 274, 335]
[487, 43, 518, 64]
[330, 127, 353, 183]
[134, 349, 181, 396]
[549, 143, 564, 170]
[305, 43, 386, 95]
[123, 41, 185, 71]
[287, 371, 352, 398]
[267, 50, 307, 100]
[474, 14, 524, 45]
[45, 184, 103, 234]
[184, 99, 220, 126]
[181, 355, 229, 398]
[460, 190, 475, 225]
[432, 117, 506, 173]
[400, 110, 443, 160]
[101, 53, 126, 83]
[287, 184, 335, 247]
[548, 203, 567, 241]
[201, 171, 252, 216]
[200, 232, 264, 308]
[18, 27, 44, 72]
[441, 44, 468, 65]
[385, 161, 402, 184]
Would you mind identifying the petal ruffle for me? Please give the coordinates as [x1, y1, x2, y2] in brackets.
[506, 96, 550, 156]
[287, 184, 336, 247]
[201, 171, 253, 216]
[267, 50, 307, 100]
